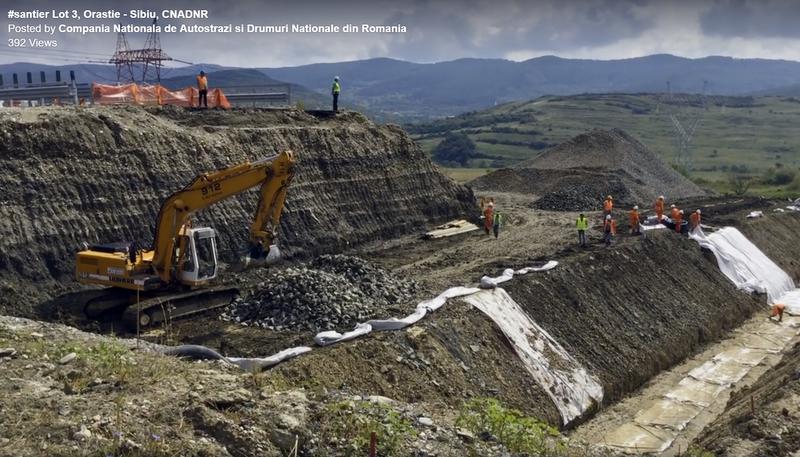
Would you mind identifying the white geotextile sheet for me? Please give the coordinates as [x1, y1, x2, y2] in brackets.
[464, 288, 603, 425]
[780, 289, 800, 316]
[479, 261, 558, 288]
[690, 227, 795, 303]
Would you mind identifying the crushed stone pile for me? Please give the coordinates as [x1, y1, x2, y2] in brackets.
[470, 129, 706, 211]
[221, 255, 420, 332]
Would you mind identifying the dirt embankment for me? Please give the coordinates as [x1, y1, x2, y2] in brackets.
[470, 128, 706, 211]
[0, 106, 475, 316]
[501, 229, 765, 405]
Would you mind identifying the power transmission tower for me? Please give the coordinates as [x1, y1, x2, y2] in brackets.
[661, 81, 706, 171]
[108, 19, 173, 83]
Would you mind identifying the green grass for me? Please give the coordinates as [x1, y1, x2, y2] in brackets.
[411, 94, 800, 194]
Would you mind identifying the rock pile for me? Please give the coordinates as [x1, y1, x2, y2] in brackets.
[532, 178, 630, 211]
[222, 256, 420, 332]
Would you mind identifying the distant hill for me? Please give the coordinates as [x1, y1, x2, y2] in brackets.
[408, 93, 800, 184]
[6, 54, 800, 120]
[0, 62, 227, 85]
[261, 54, 800, 119]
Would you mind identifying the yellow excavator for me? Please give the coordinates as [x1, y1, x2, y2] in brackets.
[74, 150, 295, 329]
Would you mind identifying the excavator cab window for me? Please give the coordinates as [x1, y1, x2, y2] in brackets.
[194, 231, 216, 279]
[178, 227, 218, 285]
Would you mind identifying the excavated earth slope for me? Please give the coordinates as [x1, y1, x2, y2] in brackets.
[470, 128, 706, 210]
[0, 106, 474, 317]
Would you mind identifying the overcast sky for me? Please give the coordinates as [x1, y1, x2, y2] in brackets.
[2, 0, 800, 67]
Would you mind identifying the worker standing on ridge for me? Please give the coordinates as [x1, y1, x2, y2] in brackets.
[603, 195, 613, 218]
[690, 209, 702, 232]
[675, 209, 684, 234]
[770, 303, 786, 322]
[483, 201, 494, 235]
[630, 205, 641, 235]
[331, 76, 341, 112]
[603, 214, 617, 246]
[197, 70, 208, 109]
[493, 211, 503, 239]
[670, 204, 679, 221]
[655, 195, 665, 221]
[576, 213, 589, 248]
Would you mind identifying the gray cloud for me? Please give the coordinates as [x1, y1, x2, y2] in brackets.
[2, 0, 800, 66]
[700, 0, 800, 39]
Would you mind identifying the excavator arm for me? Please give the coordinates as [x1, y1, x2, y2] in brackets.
[150, 150, 295, 282]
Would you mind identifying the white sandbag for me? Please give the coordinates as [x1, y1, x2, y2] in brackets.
[366, 308, 428, 331]
[780, 289, 800, 315]
[227, 346, 313, 371]
[464, 288, 603, 425]
[690, 227, 795, 303]
[314, 323, 373, 346]
[417, 287, 480, 312]
[515, 261, 559, 274]
[746, 211, 763, 219]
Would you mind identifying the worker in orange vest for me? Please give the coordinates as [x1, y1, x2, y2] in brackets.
[655, 195, 665, 221]
[483, 201, 494, 235]
[670, 204, 679, 221]
[690, 209, 702, 232]
[674, 209, 684, 233]
[770, 303, 786, 322]
[603, 214, 617, 246]
[603, 195, 613, 218]
[197, 70, 209, 108]
[630, 205, 641, 235]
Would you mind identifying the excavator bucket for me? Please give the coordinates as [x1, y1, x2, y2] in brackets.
[238, 244, 282, 270]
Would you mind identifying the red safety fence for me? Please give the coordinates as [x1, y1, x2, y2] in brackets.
[92, 83, 231, 109]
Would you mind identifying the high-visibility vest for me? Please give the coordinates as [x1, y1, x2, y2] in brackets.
[604, 199, 613, 211]
[197, 75, 208, 90]
[630, 210, 640, 226]
[332, 81, 340, 94]
[493, 213, 503, 225]
[576, 217, 588, 230]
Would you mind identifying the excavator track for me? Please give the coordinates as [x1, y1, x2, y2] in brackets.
[121, 286, 239, 329]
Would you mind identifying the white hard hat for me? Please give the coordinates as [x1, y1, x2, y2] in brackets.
[488, 202, 494, 207]
[697, 209, 702, 214]
[334, 76, 340, 81]
[606, 214, 611, 220]
[633, 205, 639, 210]
[679, 209, 684, 214]
[659, 195, 665, 200]
[670, 204, 676, 208]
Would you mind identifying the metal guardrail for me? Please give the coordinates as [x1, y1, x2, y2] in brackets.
[0, 82, 92, 106]
[216, 84, 291, 107]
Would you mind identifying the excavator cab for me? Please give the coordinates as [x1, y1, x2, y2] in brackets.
[179, 227, 219, 286]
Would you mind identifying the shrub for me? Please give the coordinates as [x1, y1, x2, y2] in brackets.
[432, 132, 477, 167]
[456, 398, 565, 455]
[318, 400, 415, 457]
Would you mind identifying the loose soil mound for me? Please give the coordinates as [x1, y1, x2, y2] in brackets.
[0, 106, 474, 316]
[470, 128, 706, 210]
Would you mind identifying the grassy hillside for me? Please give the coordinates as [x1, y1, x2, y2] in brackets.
[412, 94, 800, 197]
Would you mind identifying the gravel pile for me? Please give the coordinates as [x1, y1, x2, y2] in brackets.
[533, 179, 631, 211]
[222, 255, 420, 332]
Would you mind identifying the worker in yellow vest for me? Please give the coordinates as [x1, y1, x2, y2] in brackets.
[331, 76, 341, 112]
[197, 70, 208, 108]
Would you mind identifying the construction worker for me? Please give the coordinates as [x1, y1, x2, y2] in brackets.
[670, 204, 679, 221]
[690, 209, 702, 232]
[675, 209, 684, 233]
[770, 303, 786, 322]
[655, 195, 665, 221]
[603, 214, 617, 246]
[630, 206, 641, 235]
[331, 76, 341, 112]
[197, 70, 208, 108]
[493, 212, 503, 239]
[576, 213, 589, 248]
[603, 195, 613, 217]
[483, 201, 494, 235]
